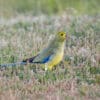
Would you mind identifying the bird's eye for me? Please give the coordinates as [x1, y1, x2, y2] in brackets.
[60, 33, 63, 36]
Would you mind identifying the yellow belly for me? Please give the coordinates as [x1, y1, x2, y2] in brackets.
[47, 52, 63, 70]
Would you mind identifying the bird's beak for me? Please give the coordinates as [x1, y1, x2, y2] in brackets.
[66, 34, 70, 40]
[66, 34, 67, 39]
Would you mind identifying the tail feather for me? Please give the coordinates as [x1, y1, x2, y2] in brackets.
[22, 55, 38, 63]
[0, 62, 27, 68]
[0, 55, 37, 68]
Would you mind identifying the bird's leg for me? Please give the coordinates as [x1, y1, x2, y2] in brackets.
[48, 66, 53, 71]
[45, 64, 48, 71]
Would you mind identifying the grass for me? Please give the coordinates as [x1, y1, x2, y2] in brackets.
[0, 0, 100, 17]
[0, 12, 100, 99]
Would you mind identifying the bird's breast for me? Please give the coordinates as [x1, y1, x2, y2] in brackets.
[47, 45, 64, 67]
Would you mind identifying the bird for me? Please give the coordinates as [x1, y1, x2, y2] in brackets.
[23, 31, 67, 70]
[0, 32, 67, 71]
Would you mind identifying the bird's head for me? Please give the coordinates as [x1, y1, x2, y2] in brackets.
[56, 31, 67, 42]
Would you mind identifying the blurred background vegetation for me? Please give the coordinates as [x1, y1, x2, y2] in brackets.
[0, 0, 100, 99]
[0, 0, 99, 17]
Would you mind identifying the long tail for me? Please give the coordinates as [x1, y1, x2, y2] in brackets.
[22, 55, 38, 63]
[0, 55, 37, 68]
[0, 62, 27, 68]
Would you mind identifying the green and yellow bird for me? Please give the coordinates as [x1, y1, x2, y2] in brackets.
[23, 31, 67, 70]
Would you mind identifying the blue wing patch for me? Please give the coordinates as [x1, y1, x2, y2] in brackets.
[42, 55, 51, 63]
[30, 54, 52, 64]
